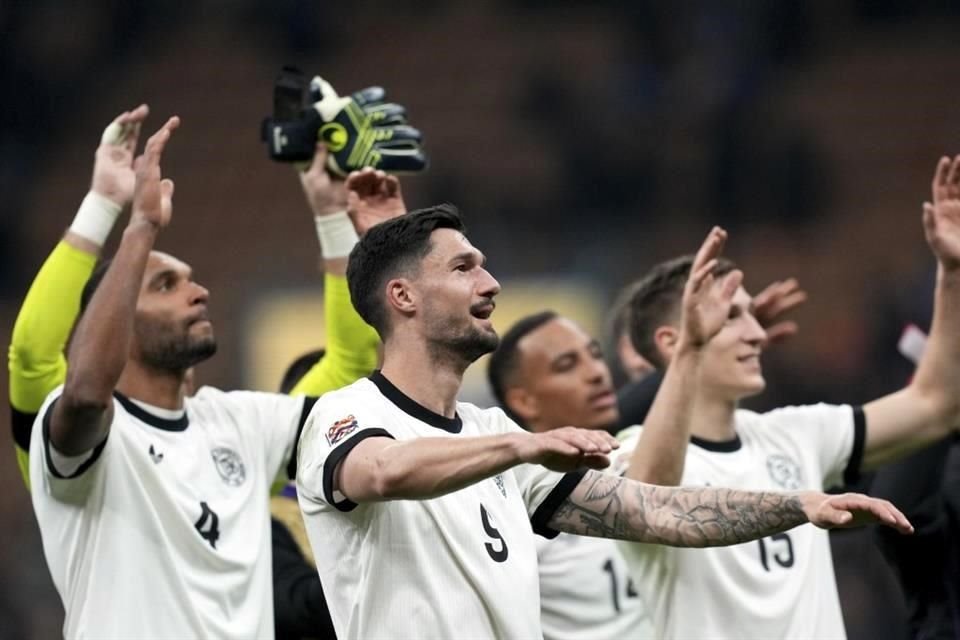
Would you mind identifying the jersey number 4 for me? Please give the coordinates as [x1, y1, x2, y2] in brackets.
[480, 504, 508, 563]
[757, 532, 794, 571]
[194, 501, 221, 549]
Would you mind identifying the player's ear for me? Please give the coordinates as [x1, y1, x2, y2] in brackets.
[386, 277, 416, 316]
[653, 325, 679, 365]
[505, 386, 539, 424]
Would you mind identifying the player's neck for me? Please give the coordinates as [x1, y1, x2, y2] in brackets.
[116, 362, 187, 411]
[689, 390, 738, 442]
[380, 345, 464, 419]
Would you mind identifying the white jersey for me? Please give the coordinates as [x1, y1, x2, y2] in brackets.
[30, 385, 313, 640]
[615, 403, 865, 640]
[297, 373, 586, 640]
[536, 533, 654, 640]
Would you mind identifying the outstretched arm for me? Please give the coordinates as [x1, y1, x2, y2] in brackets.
[863, 156, 960, 469]
[9, 106, 148, 483]
[49, 117, 179, 455]
[332, 426, 617, 503]
[550, 469, 913, 547]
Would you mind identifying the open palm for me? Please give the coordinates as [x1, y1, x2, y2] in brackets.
[346, 168, 407, 236]
[927, 155, 960, 271]
[681, 227, 743, 348]
[131, 117, 179, 229]
[92, 104, 149, 206]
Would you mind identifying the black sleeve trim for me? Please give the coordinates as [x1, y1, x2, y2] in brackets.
[42, 399, 109, 480]
[286, 396, 319, 481]
[530, 469, 588, 539]
[322, 428, 394, 512]
[11, 406, 37, 451]
[843, 406, 867, 486]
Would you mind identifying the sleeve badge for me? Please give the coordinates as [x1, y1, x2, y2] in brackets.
[326, 415, 360, 446]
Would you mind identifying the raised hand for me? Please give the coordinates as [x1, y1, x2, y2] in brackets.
[751, 278, 807, 346]
[802, 491, 913, 533]
[346, 167, 407, 236]
[299, 143, 348, 217]
[92, 104, 150, 206]
[925, 155, 960, 271]
[518, 427, 620, 472]
[131, 117, 180, 230]
[679, 226, 743, 350]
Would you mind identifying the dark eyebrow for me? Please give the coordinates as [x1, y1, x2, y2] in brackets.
[449, 251, 486, 267]
[550, 349, 578, 367]
[148, 268, 190, 289]
[148, 269, 177, 287]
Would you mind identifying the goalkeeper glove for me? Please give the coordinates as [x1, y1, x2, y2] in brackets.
[310, 76, 427, 176]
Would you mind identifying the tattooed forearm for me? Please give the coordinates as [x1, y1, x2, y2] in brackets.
[549, 470, 807, 547]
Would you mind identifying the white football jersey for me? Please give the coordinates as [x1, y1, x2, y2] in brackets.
[30, 385, 313, 640]
[297, 373, 586, 640]
[615, 404, 865, 640]
[536, 533, 654, 640]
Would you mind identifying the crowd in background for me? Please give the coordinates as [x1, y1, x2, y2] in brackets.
[3, 1, 960, 637]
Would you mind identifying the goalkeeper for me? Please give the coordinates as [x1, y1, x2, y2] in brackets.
[10, 76, 424, 488]
[15, 76, 419, 639]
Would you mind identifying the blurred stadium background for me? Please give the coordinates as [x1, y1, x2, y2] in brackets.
[4, 0, 959, 636]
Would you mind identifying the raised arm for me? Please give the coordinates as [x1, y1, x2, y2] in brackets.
[863, 156, 960, 469]
[550, 469, 913, 547]
[9, 106, 147, 483]
[625, 227, 741, 484]
[289, 148, 405, 396]
[335, 427, 618, 503]
[49, 117, 179, 455]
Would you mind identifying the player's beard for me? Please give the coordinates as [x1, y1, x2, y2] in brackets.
[424, 308, 499, 368]
[135, 314, 218, 373]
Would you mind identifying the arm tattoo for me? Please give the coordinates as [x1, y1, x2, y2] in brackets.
[549, 470, 806, 547]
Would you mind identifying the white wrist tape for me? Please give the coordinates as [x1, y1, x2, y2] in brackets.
[314, 210, 358, 258]
[69, 191, 123, 246]
[897, 324, 928, 365]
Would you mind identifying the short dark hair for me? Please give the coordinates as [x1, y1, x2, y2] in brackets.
[80, 258, 113, 315]
[606, 280, 644, 386]
[627, 255, 737, 369]
[609, 285, 638, 344]
[487, 310, 558, 428]
[347, 203, 465, 338]
[278, 348, 326, 394]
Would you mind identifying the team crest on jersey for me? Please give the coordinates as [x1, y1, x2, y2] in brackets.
[766, 454, 803, 490]
[327, 415, 359, 446]
[211, 447, 246, 487]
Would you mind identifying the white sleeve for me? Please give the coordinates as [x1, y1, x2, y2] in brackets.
[296, 393, 395, 512]
[30, 386, 113, 502]
[485, 407, 587, 538]
[229, 390, 316, 486]
[761, 403, 866, 489]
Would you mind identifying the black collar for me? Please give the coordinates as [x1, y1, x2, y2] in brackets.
[690, 434, 742, 452]
[369, 371, 462, 433]
[114, 392, 189, 432]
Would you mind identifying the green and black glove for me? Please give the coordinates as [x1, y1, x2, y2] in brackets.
[310, 76, 427, 175]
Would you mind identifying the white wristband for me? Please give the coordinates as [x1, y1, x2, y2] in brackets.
[314, 211, 359, 259]
[69, 191, 122, 246]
